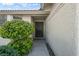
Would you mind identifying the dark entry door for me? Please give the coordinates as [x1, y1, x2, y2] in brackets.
[35, 22, 43, 37]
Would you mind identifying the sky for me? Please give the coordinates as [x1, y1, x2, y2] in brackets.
[0, 3, 41, 10]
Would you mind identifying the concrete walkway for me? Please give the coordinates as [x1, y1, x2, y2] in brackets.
[28, 40, 49, 56]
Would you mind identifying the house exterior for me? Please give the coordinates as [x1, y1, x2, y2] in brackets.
[0, 3, 79, 56]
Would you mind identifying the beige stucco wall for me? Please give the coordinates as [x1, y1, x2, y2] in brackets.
[7, 15, 13, 21]
[45, 4, 76, 56]
[22, 15, 32, 23]
[75, 4, 79, 56]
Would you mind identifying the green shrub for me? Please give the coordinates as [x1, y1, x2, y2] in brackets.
[8, 38, 33, 55]
[0, 19, 34, 55]
[0, 19, 34, 40]
[0, 46, 19, 56]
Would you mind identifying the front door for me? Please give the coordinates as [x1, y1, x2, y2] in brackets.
[35, 22, 44, 38]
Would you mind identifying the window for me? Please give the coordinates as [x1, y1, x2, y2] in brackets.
[13, 16, 22, 20]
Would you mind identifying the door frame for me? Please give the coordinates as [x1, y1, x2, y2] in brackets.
[33, 20, 45, 39]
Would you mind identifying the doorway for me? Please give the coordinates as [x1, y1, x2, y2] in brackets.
[35, 22, 44, 39]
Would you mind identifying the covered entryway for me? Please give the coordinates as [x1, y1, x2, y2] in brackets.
[32, 16, 47, 40]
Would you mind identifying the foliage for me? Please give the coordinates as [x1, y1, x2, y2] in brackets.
[0, 19, 34, 40]
[0, 19, 34, 55]
[0, 46, 19, 56]
[8, 38, 33, 55]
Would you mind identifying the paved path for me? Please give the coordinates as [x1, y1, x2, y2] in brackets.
[28, 40, 49, 56]
[0, 37, 11, 46]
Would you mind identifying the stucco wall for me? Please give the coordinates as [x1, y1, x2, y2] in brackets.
[7, 15, 13, 21]
[22, 15, 32, 23]
[75, 4, 79, 56]
[45, 4, 76, 56]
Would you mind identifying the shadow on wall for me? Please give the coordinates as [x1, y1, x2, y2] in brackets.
[46, 42, 55, 56]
